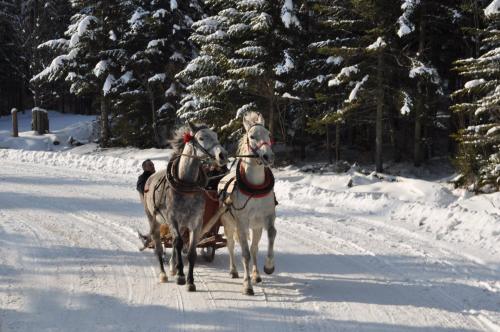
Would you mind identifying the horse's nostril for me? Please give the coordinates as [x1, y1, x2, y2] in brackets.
[263, 155, 269, 161]
[219, 152, 225, 160]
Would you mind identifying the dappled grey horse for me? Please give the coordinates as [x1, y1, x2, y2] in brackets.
[143, 123, 227, 291]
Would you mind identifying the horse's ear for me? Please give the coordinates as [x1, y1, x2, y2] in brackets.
[256, 112, 265, 126]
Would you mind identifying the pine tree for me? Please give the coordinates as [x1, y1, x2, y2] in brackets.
[315, 0, 404, 172]
[451, 1, 500, 192]
[177, 0, 300, 136]
[115, 0, 202, 147]
[294, 0, 356, 162]
[0, 0, 23, 114]
[396, 0, 465, 166]
[32, 0, 133, 146]
[29, 0, 73, 109]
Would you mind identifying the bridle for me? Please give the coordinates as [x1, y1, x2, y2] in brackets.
[235, 124, 274, 165]
[180, 126, 223, 164]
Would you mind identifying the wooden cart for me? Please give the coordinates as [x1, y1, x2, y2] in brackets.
[143, 190, 227, 262]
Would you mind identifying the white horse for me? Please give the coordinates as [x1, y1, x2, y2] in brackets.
[220, 111, 277, 295]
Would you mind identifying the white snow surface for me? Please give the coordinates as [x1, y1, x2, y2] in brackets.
[0, 114, 499, 331]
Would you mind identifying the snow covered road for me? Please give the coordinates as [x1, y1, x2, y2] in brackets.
[0, 159, 499, 332]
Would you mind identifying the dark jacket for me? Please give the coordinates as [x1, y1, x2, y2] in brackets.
[136, 171, 154, 194]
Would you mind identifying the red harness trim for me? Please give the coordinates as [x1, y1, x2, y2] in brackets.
[238, 164, 273, 198]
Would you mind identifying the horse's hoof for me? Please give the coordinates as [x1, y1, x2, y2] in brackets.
[252, 276, 262, 284]
[230, 271, 239, 279]
[159, 272, 168, 283]
[243, 288, 254, 296]
[263, 265, 275, 275]
[187, 283, 196, 292]
[177, 276, 186, 285]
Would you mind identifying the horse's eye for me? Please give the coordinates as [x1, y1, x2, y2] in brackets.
[199, 137, 204, 141]
[250, 136, 255, 140]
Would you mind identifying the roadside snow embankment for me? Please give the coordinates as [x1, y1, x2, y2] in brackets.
[275, 166, 500, 261]
[0, 109, 96, 151]
[0, 145, 172, 175]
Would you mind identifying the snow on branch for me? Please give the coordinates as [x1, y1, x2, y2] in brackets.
[275, 50, 294, 75]
[366, 37, 387, 51]
[281, 0, 300, 29]
[397, 0, 420, 38]
[346, 75, 369, 102]
[485, 0, 500, 17]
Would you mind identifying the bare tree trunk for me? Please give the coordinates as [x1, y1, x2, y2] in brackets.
[414, 93, 423, 166]
[326, 123, 332, 164]
[375, 51, 384, 173]
[268, 94, 275, 136]
[148, 87, 161, 147]
[100, 96, 110, 147]
[335, 122, 340, 161]
[414, 6, 426, 167]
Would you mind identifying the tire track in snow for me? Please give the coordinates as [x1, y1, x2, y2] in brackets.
[278, 205, 496, 331]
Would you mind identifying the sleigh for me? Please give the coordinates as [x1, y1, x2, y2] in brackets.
[139, 190, 227, 262]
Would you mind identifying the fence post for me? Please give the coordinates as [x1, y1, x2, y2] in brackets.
[11, 108, 18, 137]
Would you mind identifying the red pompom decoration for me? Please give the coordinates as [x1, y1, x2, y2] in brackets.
[183, 132, 194, 143]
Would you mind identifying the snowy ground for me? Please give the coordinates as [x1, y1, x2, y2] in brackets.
[0, 112, 499, 331]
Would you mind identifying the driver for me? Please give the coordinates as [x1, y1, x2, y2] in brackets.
[137, 159, 156, 202]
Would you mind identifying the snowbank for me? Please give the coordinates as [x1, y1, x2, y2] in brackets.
[275, 166, 500, 259]
[0, 109, 96, 151]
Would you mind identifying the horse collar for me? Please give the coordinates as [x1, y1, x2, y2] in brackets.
[166, 156, 208, 194]
[236, 159, 274, 198]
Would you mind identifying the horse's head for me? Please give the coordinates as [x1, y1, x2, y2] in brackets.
[187, 122, 228, 167]
[243, 111, 275, 167]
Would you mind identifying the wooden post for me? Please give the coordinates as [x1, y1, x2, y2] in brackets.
[37, 109, 44, 135]
[32, 107, 49, 135]
[11, 108, 18, 137]
[32, 108, 37, 131]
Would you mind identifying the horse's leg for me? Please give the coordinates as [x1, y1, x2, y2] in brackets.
[172, 221, 185, 285]
[250, 227, 263, 283]
[169, 249, 177, 276]
[238, 226, 253, 295]
[223, 215, 238, 278]
[264, 216, 277, 275]
[186, 221, 201, 292]
[150, 212, 167, 283]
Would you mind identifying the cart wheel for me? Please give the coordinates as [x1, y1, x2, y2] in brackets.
[202, 246, 216, 262]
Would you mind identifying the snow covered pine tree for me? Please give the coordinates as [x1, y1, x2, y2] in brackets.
[452, 0, 500, 192]
[177, 0, 300, 137]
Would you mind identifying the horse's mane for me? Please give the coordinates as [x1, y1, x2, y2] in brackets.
[237, 135, 248, 155]
[169, 125, 190, 154]
[169, 123, 209, 154]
